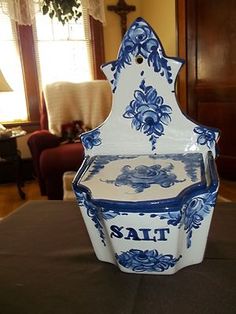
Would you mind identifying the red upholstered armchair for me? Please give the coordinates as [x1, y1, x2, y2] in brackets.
[28, 81, 111, 199]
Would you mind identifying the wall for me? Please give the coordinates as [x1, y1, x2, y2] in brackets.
[103, 0, 176, 63]
[103, 0, 141, 62]
[140, 0, 176, 56]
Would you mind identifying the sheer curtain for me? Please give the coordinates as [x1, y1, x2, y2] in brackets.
[0, 0, 105, 25]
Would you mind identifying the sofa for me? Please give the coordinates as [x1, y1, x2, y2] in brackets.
[28, 80, 111, 199]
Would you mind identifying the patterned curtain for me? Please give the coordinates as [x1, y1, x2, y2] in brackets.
[0, 0, 105, 25]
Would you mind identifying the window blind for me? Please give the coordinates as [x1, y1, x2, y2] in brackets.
[32, 4, 93, 90]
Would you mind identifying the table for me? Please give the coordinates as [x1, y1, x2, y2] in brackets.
[0, 129, 26, 199]
[0, 201, 235, 314]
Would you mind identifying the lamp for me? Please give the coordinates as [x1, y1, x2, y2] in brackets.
[0, 69, 12, 131]
[0, 69, 12, 92]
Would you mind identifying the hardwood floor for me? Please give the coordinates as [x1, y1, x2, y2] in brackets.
[0, 180, 47, 219]
[0, 178, 235, 219]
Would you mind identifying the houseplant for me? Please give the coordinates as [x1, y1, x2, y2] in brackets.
[41, 0, 82, 24]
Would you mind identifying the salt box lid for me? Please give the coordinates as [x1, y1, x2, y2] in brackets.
[78, 153, 206, 208]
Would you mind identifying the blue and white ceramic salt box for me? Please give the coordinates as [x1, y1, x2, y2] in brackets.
[73, 18, 220, 275]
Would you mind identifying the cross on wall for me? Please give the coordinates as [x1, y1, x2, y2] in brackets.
[107, 0, 136, 37]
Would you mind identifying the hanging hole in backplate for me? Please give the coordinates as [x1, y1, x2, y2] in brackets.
[136, 56, 143, 64]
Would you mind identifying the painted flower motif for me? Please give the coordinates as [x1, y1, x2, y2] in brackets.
[182, 192, 216, 248]
[107, 163, 185, 193]
[76, 190, 106, 246]
[85, 155, 138, 181]
[184, 198, 206, 231]
[194, 126, 216, 149]
[116, 249, 182, 272]
[157, 191, 217, 248]
[121, 24, 151, 59]
[129, 24, 151, 43]
[81, 129, 102, 150]
[150, 153, 203, 182]
[123, 80, 172, 150]
[159, 211, 182, 226]
[110, 18, 173, 92]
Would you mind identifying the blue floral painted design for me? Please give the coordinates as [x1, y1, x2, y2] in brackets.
[76, 183, 216, 247]
[194, 127, 216, 149]
[75, 189, 123, 245]
[115, 249, 182, 272]
[182, 192, 216, 248]
[85, 155, 138, 181]
[110, 18, 173, 92]
[75, 190, 106, 246]
[101, 209, 120, 220]
[86, 153, 203, 183]
[123, 80, 172, 150]
[150, 153, 203, 182]
[159, 191, 217, 248]
[103, 163, 185, 193]
[150, 211, 182, 226]
[81, 129, 102, 150]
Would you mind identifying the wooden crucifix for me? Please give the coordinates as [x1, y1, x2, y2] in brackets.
[107, 0, 136, 37]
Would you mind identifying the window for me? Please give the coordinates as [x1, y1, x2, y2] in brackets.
[33, 5, 93, 87]
[0, 10, 28, 123]
[0, 5, 104, 129]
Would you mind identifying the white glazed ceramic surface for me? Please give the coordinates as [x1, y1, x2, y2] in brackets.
[73, 18, 220, 274]
[80, 153, 205, 202]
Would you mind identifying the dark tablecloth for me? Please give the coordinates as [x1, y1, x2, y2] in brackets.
[0, 201, 235, 314]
